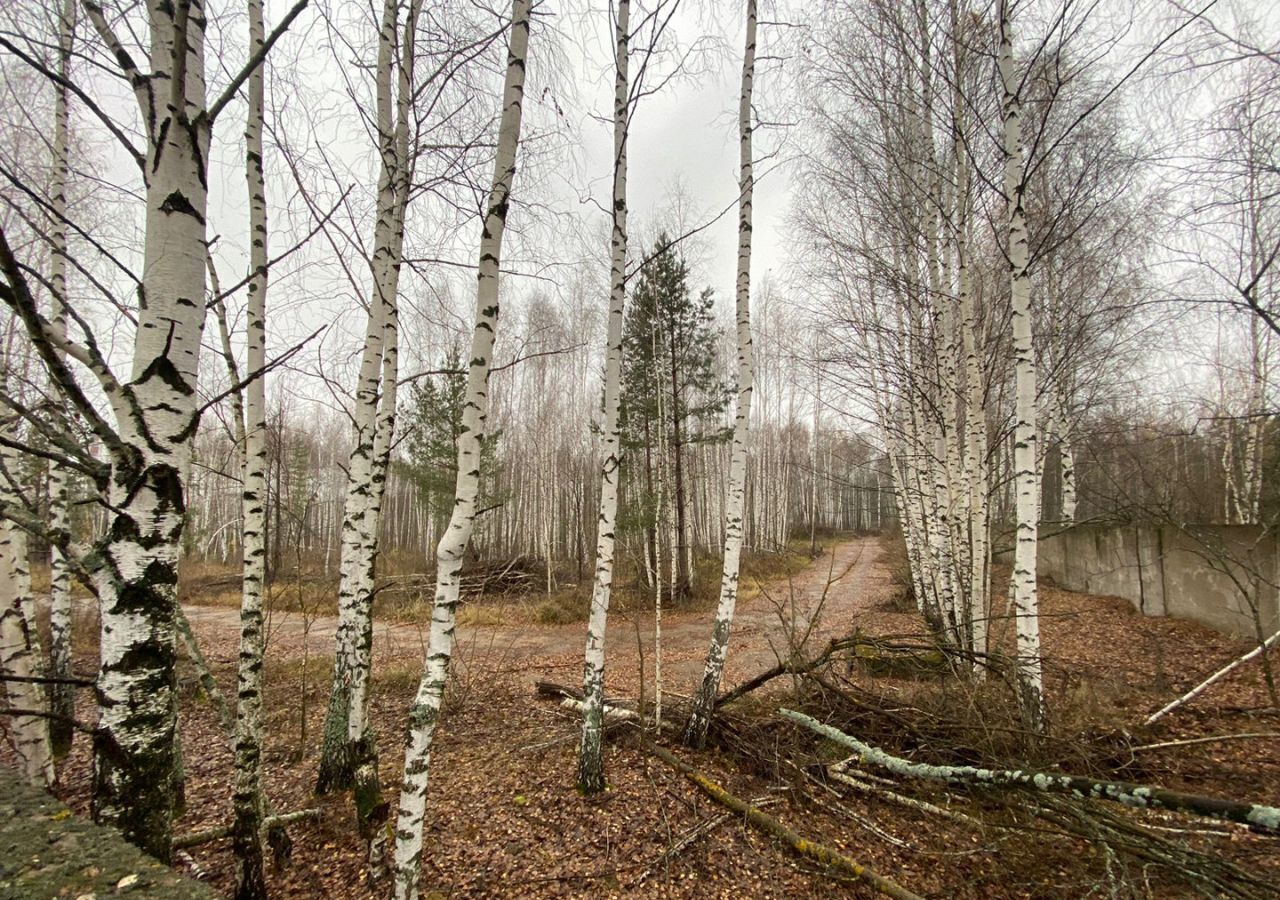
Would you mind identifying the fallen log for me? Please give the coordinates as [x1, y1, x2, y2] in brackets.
[172, 809, 322, 851]
[1131, 732, 1280, 753]
[643, 741, 923, 900]
[781, 708, 1280, 834]
[535, 680, 585, 702]
[0, 672, 95, 687]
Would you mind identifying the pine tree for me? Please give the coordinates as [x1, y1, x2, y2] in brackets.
[401, 347, 501, 535]
[620, 234, 730, 600]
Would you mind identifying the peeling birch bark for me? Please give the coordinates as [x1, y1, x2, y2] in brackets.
[684, 0, 757, 749]
[577, 0, 630, 795]
[75, 0, 215, 858]
[392, 6, 530, 896]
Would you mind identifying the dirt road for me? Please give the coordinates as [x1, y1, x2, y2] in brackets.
[180, 537, 886, 692]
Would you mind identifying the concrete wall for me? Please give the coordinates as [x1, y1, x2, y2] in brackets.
[1034, 524, 1280, 639]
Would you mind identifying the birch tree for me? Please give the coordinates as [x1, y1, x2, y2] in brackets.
[998, 0, 1045, 731]
[231, 0, 271, 889]
[45, 0, 76, 761]
[0, 0, 308, 859]
[316, 0, 421, 817]
[684, 0, 756, 749]
[577, 0, 630, 795]
[0, 375, 53, 786]
[393, 3, 531, 894]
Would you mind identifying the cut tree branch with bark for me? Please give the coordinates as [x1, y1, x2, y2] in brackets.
[781, 709, 1280, 834]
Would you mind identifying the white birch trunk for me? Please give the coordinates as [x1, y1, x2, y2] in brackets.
[65, 0, 216, 857]
[958, 198, 989, 659]
[684, 0, 756, 748]
[318, 0, 418, 805]
[949, 13, 989, 660]
[44, 0, 78, 763]
[1048, 389, 1076, 523]
[231, 0, 269, 891]
[392, 6, 529, 895]
[998, 0, 1045, 731]
[654, 332, 666, 728]
[577, 0, 629, 795]
[0, 428, 53, 786]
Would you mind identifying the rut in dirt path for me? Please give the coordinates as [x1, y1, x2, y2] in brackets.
[178, 537, 887, 688]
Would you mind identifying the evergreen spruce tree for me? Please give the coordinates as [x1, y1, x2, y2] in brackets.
[401, 347, 501, 537]
[621, 234, 730, 600]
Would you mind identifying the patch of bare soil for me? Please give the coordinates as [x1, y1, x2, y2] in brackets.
[25, 535, 1280, 898]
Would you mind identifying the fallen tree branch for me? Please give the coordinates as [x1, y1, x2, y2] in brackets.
[0, 672, 95, 687]
[781, 709, 1280, 834]
[637, 811, 733, 882]
[642, 740, 923, 900]
[715, 637, 851, 708]
[1131, 732, 1280, 753]
[827, 766, 979, 826]
[1145, 628, 1280, 725]
[534, 680, 584, 702]
[558, 696, 639, 722]
[0, 706, 98, 734]
[172, 808, 322, 851]
[715, 633, 986, 709]
[536, 680, 632, 708]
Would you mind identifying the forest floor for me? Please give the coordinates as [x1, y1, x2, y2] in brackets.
[30, 536, 1280, 898]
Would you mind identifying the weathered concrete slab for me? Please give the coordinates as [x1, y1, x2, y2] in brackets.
[0, 766, 218, 900]
[1033, 524, 1279, 639]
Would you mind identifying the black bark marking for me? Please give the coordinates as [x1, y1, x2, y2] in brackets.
[159, 191, 205, 224]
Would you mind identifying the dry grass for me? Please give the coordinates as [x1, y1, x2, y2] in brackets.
[176, 535, 856, 629]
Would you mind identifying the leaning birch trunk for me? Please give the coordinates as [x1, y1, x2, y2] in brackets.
[232, 0, 269, 892]
[684, 0, 756, 749]
[1145, 626, 1280, 725]
[0, 430, 53, 786]
[317, 0, 417, 803]
[393, 6, 529, 896]
[45, 0, 77, 761]
[998, 0, 1045, 732]
[577, 0, 630, 796]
